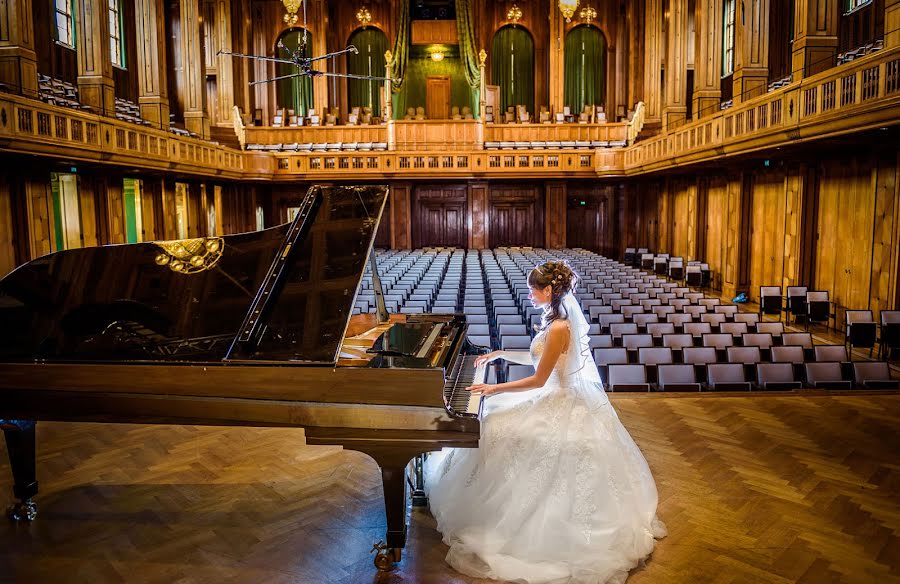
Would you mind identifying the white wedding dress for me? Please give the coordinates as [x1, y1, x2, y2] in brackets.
[426, 305, 666, 584]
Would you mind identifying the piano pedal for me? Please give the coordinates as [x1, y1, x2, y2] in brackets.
[370, 540, 401, 571]
[7, 499, 37, 522]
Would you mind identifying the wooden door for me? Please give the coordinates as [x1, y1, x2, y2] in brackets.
[488, 185, 543, 248]
[426, 76, 451, 120]
[412, 185, 467, 248]
[566, 195, 600, 250]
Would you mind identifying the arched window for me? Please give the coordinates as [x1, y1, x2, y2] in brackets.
[564, 25, 606, 116]
[276, 29, 315, 116]
[347, 28, 388, 117]
[491, 26, 534, 117]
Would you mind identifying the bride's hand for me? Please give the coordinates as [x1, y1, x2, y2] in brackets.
[467, 383, 502, 397]
[474, 351, 501, 368]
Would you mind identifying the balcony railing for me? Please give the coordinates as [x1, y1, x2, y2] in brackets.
[624, 45, 900, 171]
[0, 94, 244, 178]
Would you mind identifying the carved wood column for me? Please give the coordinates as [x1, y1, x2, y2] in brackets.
[887, 0, 900, 49]
[693, 0, 723, 120]
[626, 0, 644, 110]
[314, 0, 329, 118]
[76, 0, 116, 115]
[467, 181, 488, 250]
[215, 0, 234, 125]
[545, 181, 567, 249]
[791, 0, 839, 80]
[0, 0, 38, 97]
[179, 0, 210, 138]
[549, 4, 565, 116]
[664, 0, 689, 128]
[389, 183, 412, 250]
[134, 0, 170, 129]
[643, 0, 663, 123]
[733, 0, 770, 104]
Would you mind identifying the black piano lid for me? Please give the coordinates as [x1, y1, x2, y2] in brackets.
[0, 185, 389, 364]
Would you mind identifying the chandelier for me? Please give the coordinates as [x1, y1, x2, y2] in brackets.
[507, 4, 522, 24]
[579, 5, 596, 23]
[282, 0, 302, 27]
[356, 7, 372, 28]
[154, 237, 224, 275]
[558, 0, 580, 22]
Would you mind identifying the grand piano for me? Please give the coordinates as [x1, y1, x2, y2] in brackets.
[0, 185, 487, 570]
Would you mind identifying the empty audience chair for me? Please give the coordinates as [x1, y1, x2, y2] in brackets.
[845, 310, 877, 356]
[633, 313, 660, 330]
[785, 285, 808, 322]
[683, 347, 718, 366]
[507, 364, 535, 382]
[852, 362, 899, 389]
[468, 324, 490, 337]
[656, 364, 701, 391]
[720, 322, 749, 338]
[501, 335, 532, 350]
[468, 335, 492, 349]
[610, 323, 638, 341]
[806, 291, 830, 327]
[700, 313, 727, 329]
[727, 346, 762, 364]
[589, 335, 614, 349]
[638, 347, 674, 366]
[734, 313, 760, 328]
[714, 305, 739, 318]
[756, 363, 802, 390]
[771, 345, 805, 364]
[742, 333, 774, 350]
[499, 324, 528, 337]
[706, 364, 751, 391]
[703, 333, 734, 351]
[623, 334, 654, 353]
[814, 345, 848, 363]
[594, 347, 629, 366]
[805, 362, 851, 390]
[647, 322, 676, 339]
[882, 310, 900, 360]
[663, 333, 695, 354]
[759, 286, 783, 318]
[607, 365, 651, 392]
[684, 322, 712, 338]
[756, 321, 785, 341]
[782, 332, 813, 349]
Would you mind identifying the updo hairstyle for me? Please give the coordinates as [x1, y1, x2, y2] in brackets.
[527, 260, 578, 330]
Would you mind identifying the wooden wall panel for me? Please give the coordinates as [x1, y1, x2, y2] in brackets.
[77, 175, 100, 248]
[815, 158, 877, 324]
[748, 171, 787, 304]
[488, 185, 543, 248]
[25, 177, 54, 258]
[389, 183, 412, 249]
[703, 177, 728, 290]
[104, 178, 126, 245]
[870, 155, 900, 319]
[0, 179, 16, 276]
[467, 182, 489, 249]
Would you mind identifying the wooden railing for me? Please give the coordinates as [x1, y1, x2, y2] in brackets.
[484, 121, 629, 144]
[0, 93, 245, 179]
[624, 46, 900, 171]
[3, 46, 899, 181]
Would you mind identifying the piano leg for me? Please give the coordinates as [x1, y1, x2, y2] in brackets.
[1, 420, 38, 521]
[374, 465, 407, 570]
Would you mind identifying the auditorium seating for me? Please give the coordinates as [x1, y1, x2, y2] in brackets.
[354, 247, 897, 391]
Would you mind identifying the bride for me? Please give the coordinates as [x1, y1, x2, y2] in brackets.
[426, 261, 666, 584]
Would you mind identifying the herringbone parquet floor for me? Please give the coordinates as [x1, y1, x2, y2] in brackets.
[0, 394, 898, 584]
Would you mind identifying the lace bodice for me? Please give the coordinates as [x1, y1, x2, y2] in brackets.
[529, 324, 578, 391]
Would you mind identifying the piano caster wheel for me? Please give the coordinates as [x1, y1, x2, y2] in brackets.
[7, 500, 37, 522]
[371, 540, 401, 571]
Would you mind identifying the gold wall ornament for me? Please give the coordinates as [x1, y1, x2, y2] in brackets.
[579, 5, 596, 23]
[479, 48, 487, 66]
[384, 49, 393, 66]
[356, 7, 372, 28]
[154, 237, 225, 275]
[506, 4, 522, 24]
[283, 0, 302, 26]
[558, 0, 580, 22]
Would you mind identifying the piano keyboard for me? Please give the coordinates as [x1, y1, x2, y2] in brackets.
[444, 355, 487, 418]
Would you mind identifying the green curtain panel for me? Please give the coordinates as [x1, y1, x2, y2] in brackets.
[490, 26, 535, 117]
[276, 29, 315, 116]
[389, 0, 410, 93]
[455, 0, 481, 115]
[347, 28, 388, 116]
[564, 25, 606, 116]
[396, 48, 473, 117]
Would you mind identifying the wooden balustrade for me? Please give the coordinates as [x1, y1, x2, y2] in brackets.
[624, 46, 900, 172]
[0, 94, 245, 179]
[484, 121, 629, 144]
[2, 46, 899, 181]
